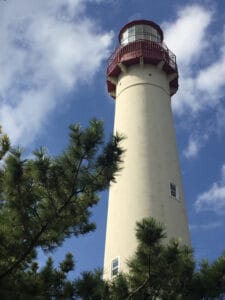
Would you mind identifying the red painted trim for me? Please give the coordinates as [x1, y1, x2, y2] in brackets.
[106, 40, 178, 98]
[118, 20, 163, 43]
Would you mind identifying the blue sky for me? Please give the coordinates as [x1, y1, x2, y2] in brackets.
[0, 0, 225, 276]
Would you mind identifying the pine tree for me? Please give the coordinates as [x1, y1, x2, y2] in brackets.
[1, 121, 225, 299]
[105, 218, 194, 300]
[0, 119, 124, 298]
[75, 218, 225, 299]
[190, 254, 225, 299]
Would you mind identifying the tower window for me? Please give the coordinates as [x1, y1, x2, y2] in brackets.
[170, 182, 178, 199]
[111, 257, 119, 277]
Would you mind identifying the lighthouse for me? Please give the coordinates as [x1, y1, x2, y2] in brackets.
[103, 20, 190, 280]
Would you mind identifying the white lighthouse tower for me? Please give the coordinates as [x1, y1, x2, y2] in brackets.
[104, 20, 190, 280]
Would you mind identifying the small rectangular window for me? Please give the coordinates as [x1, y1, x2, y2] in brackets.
[111, 257, 119, 278]
[170, 182, 178, 199]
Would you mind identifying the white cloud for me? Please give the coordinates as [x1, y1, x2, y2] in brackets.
[196, 45, 225, 97]
[163, 4, 225, 114]
[162, 4, 225, 159]
[0, 0, 113, 145]
[183, 137, 200, 159]
[163, 4, 215, 115]
[214, 106, 225, 136]
[195, 164, 225, 214]
[183, 134, 208, 159]
[221, 165, 225, 182]
[163, 5, 212, 67]
[189, 221, 222, 231]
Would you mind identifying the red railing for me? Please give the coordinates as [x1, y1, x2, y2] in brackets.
[107, 40, 177, 75]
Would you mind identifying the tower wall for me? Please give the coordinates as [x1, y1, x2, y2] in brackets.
[103, 63, 190, 279]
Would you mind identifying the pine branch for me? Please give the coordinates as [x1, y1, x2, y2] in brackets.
[126, 277, 150, 300]
[0, 121, 124, 285]
[0, 222, 48, 281]
[0, 154, 85, 281]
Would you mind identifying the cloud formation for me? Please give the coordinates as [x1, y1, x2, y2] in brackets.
[163, 4, 225, 159]
[163, 5, 211, 68]
[189, 221, 222, 231]
[195, 164, 225, 215]
[0, 0, 113, 145]
[183, 136, 201, 159]
[163, 4, 216, 115]
[183, 134, 208, 159]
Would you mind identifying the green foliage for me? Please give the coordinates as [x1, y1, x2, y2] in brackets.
[135, 217, 166, 246]
[115, 218, 194, 300]
[0, 120, 124, 298]
[191, 254, 225, 299]
[74, 218, 225, 300]
[18, 215, 220, 300]
[75, 268, 107, 300]
[0, 254, 76, 299]
[72, 218, 195, 300]
[60, 253, 74, 273]
[108, 273, 130, 299]
[1, 121, 225, 299]
[0, 126, 10, 160]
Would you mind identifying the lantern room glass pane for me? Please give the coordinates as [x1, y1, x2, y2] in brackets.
[128, 26, 135, 43]
[136, 24, 144, 40]
[143, 24, 151, 34]
[120, 24, 161, 45]
[121, 30, 128, 46]
[128, 26, 135, 35]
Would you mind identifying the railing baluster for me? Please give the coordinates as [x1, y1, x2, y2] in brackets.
[107, 40, 177, 74]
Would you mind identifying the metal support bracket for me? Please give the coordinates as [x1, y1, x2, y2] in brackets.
[139, 57, 144, 65]
[107, 76, 118, 85]
[168, 73, 177, 82]
[118, 63, 127, 73]
[157, 60, 165, 70]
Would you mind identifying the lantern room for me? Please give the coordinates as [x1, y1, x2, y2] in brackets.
[107, 20, 178, 98]
[119, 20, 163, 46]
